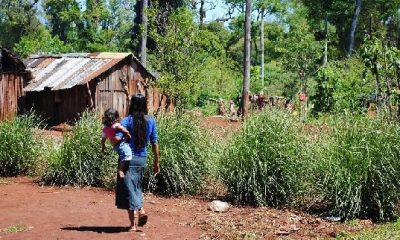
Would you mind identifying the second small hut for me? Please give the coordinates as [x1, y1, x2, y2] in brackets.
[0, 48, 27, 121]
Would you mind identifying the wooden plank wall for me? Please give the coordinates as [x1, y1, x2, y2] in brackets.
[25, 85, 91, 125]
[0, 73, 25, 121]
[95, 61, 154, 117]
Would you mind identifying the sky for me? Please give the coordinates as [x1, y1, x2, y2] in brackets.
[204, 0, 228, 22]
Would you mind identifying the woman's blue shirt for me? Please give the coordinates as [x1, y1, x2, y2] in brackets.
[116, 115, 158, 157]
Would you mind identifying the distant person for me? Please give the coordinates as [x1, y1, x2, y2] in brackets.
[115, 94, 160, 232]
[229, 100, 237, 117]
[101, 108, 132, 179]
[218, 99, 227, 116]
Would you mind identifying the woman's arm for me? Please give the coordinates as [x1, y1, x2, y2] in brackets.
[149, 118, 160, 174]
[152, 143, 160, 174]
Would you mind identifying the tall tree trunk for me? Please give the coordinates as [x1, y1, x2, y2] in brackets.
[374, 59, 382, 114]
[253, 35, 258, 65]
[383, 42, 392, 117]
[260, 9, 265, 87]
[140, 0, 148, 66]
[242, 0, 252, 118]
[323, 14, 328, 65]
[200, 0, 206, 26]
[347, 0, 362, 57]
[133, 0, 148, 66]
[397, 67, 400, 119]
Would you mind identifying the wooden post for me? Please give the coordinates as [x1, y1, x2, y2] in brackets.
[260, 8, 265, 87]
[242, 0, 252, 118]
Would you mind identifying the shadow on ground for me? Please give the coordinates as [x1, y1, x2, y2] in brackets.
[61, 226, 133, 233]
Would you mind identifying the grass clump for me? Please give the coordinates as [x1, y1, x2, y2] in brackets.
[337, 220, 400, 240]
[0, 113, 42, 176]
[2, 224, 33, 233]
[220, 110, 305, 207]
[42, 111, 115, 186]
[146, 114, 214, 195]
[317, 115, 400, 221]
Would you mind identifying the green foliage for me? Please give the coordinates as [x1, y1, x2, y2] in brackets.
[0, 0, 41, 49]
[333, 58, 374, 113]
[282, 8, 322, 82]
[43, 0, 134, 52]
[145, 114, 214, 195]
[13, 26, 71, 58]
[311, 63, 340, 114]
[0, 114, 43, 176]
[316, 115, 400, 221]
[149, 8, 207, 108]
[42, 111, 115, 186]
[220, 110, 305, 207]
[338, 220, 400, 240]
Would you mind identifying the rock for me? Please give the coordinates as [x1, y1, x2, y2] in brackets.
[326, 216, 341, 222]
[207, 200, 230, 212]
[276, 230, 291, 236]
[290, 225, 300, 231]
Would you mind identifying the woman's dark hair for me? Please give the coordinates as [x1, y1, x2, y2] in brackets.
[129, 94, 147, 149]
[103, 108, 119, 127]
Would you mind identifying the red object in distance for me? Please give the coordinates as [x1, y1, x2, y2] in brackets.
[299, 93, 306, 102]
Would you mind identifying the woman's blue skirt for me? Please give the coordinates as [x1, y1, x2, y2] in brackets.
[115, 157, 147, 210]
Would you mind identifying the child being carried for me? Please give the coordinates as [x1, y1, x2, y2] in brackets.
[101, 108, 132, 178]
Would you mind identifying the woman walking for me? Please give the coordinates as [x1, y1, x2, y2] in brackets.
[115, 93, 160, 232]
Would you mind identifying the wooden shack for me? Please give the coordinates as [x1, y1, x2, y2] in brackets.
[23, 52, 166, 125]
[0, 48, 27, 121]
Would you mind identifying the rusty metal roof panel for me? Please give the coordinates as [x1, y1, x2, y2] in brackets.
[23, 53, 132, 92]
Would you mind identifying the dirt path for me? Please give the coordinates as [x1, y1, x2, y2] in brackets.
[0, 177, 202, 240]
[0, 177, 373, 240]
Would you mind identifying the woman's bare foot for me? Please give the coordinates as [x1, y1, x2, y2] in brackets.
[138, 208, 148, 227]
[128, 225, 137, 232]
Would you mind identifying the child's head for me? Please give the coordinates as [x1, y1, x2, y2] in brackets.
[103, 108, 120, 127]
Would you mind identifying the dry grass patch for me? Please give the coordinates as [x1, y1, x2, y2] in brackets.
[2, 224, 33, 233]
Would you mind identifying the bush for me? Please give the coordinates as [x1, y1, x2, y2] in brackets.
[42, 111, 116, 186]
[145, 114, 214, 195]
[317, 115, 400, 221]
[0, 113, 42, 176]
[220, 110, 305, 207]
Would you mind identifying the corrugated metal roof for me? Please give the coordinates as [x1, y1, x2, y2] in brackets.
[23, 52, 151, 92]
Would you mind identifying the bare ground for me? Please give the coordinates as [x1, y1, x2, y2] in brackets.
[0, 177, 374, 240]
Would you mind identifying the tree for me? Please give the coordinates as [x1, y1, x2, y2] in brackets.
[347, 0, 362, 57]
[242, 0, 252, 117]
[254, 0, 286, 90]
[133, 0, 149, 65]
[13, 26, 71, 57]
[149, 8, 207, 108]
[44, 0, 81, 44]
[0, 0, 41, 49]
[108, 0, 136, 51]
[301, 0, 400, 57]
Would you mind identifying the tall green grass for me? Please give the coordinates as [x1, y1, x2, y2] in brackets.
[220, 110, 306, 207]
[0, 113, 43, 176]
[316, 116, 400, 221]
[145, 114, 215, 195]
[42, 111, 116, 186]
